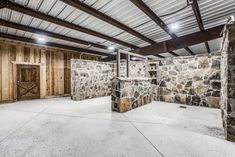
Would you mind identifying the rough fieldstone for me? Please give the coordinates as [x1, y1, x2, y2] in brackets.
[175, 95, 181, 103]
[211, 82, 221, 90]
[193, 76, 203, 81]
[198, 59, 209, 69]
[189, 88, 196, 95]
[134, 91, 140, 98]
[192, 95, 201, 106]
[176, 84, 183, 90]
[169, 70, 177, 75]
[189, 65, 197, 69]
[186, 96, 192, 104]
[174, 65, 182, 72]
[212, 59, 221, 69]
[160, 81, 167, 87]
[119, 98, 131, 112]
[185, 81, 193, 87]
[209, 72, 221, 80]
[207, 97, 220, 108]
[220, 23, 235, 142]
[212, 91, 220, 97]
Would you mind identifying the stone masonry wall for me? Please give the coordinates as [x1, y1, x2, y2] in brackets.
[157, 55, 221, 108]
[71, 59, 115, 100]
[220, 22, 235, 142]
[71, 60, 147, 101]
[111, 78, 157, 113]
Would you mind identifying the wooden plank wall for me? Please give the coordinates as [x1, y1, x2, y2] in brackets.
[0, 40, 101, 102]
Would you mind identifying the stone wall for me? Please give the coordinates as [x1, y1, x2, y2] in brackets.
[71, 59, 115, 100]
[119, 61, 148, 77]
[220, 22, 235, 142]
[71, 60, 147, 101]
[111, 78, 157, 112]
[157, 55, 221, 108]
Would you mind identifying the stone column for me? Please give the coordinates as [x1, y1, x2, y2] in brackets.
[221, 22, 235, 142]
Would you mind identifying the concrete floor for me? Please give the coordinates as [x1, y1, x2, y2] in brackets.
[0, 97, 234, 157]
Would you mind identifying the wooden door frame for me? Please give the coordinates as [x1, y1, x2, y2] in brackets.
[12, 61, 46, 101]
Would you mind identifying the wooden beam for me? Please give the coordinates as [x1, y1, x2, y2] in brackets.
[60, 0, 155, 44]
[0, 19, 109, 50]
[134, 25, 224, 55]
[5, 0, 138, 49]
[191, 0, 211, 53]
[130, 0, 195, 55]
[0, 33, 111, 57]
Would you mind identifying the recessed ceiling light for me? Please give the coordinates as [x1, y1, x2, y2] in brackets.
[169, 23, 180, 31]
[108, 46, 115, 51]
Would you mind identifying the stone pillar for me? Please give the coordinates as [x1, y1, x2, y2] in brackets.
[221, 22, 235, 142]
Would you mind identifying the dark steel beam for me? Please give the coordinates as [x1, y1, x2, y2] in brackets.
[0, 33, 111, 57]
[130, 0, 195, 55]
[185, 47, 195, 56]
[60, 0, 155, 44]
[191, 0, 211, 53]
[169, 51, 179, 57]
[101, 54, 126, 62]
[0, 19, 110, 50]
[5, 0, 138, 49]
[134, 25, 224, 55]
[130, 0, 177, 38]
[0, 0, 6, 9]
[155, 54, 165, 58]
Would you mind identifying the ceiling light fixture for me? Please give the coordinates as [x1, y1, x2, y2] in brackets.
[108, 46, 115, 51]
[37, 37, 46, 43]
[169, 23, 180, 31]
[132, 57, 137, 61]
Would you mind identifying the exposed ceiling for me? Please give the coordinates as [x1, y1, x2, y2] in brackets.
[0, 0, 234, 58]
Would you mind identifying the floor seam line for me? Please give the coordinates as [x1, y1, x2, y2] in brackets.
[0, 105, 51, 144]
[122, 114, 166, 157]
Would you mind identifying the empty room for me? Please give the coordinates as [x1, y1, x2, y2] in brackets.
[0, 0, 235, 157]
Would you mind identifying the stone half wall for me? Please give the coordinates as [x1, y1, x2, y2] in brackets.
[71, 59, 147, 101]
[157, 55, 221, 108]
[111, 78, 158, 113]
[220, 23, 235, 142]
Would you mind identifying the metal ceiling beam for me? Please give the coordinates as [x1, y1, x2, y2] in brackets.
[102, 53, 165, 62]
[60, 0, 155, 44]
[184, 47, 195, 55]
[4, 0, 138, 49]
[191, 0, 211, 53]
[134, 25, 224, 55]
[169, 51, 179, 57]
[129, 0, 195, 55]
[155, 54, 165, 58]
[0, 0, 7, 9]
[129, 0, 177, 38]
[0, 19, 110, 50]
[0, 33, 111, 57]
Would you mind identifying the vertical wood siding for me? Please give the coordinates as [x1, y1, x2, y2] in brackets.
[0, 41, 101, 102]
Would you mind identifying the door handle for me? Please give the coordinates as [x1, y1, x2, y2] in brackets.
[17, 81, 20, 85]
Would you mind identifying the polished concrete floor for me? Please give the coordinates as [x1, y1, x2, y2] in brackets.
[0, 97, 234, 157]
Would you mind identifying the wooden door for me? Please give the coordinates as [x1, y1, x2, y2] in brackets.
[17, 65, 40, 100]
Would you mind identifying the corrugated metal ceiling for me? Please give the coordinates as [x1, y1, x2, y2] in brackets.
[0, 0, 234, 56]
